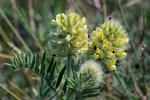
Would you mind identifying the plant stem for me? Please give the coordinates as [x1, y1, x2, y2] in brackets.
[106, 73, 111, 100]
[64, 56, 75, 100]
[0, 84, 21, 100]
[0, 53, 13, 59]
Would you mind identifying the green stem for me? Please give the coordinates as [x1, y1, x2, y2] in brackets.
[64, 56, 74, 100]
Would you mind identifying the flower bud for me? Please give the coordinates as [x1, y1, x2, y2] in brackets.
[79, 60, 103, 85]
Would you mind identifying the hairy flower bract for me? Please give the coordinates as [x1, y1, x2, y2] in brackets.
[79, 60, 103, 85]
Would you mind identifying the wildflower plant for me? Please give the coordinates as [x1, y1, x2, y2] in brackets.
[6, 11, 129, 100]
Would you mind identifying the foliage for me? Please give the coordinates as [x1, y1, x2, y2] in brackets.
[0, 0, 150, 100]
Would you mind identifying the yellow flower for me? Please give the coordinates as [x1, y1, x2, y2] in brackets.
[93, 48, 103, 59]
[101, 39, 112, 50]
[116, 48, 127, 58]
[52, 11, 88, 56]
[113, 38, 129, 47]
[105, 59, 117, 70]
[89, 19, 129, 70]
[92, 27, 104, 41]
[106, 47, 117, 59]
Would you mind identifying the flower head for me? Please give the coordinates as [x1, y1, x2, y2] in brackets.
[89, 19, 129, 70]
[52, 11, 88, 56]
[79, 60, 103, 85]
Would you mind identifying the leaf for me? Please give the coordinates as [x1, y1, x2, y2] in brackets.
[46, 55, 55, 77]
[49, 62, 56, 80]
[40, 52, 46, 75]
[35, 58, 40, 73]
[30, 54, 36, 69]
[63, 80, 68, 93]
[7, 51, 59, 94]
[67, 78, 78, 88]
[55, 64, 66, 89]
[25, 53, 28, 68]
[83, 93, 100, 98]
[5, 63, 13, 67]
[40, 78, 44, 100]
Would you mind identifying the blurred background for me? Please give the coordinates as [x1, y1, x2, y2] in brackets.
[0, 0, 150, 100]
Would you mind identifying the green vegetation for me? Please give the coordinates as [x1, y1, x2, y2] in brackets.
[0, 0, 150, 100]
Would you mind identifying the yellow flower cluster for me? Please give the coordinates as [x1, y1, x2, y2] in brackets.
[52, 11, 88, 56]
[90, 20, 129, 70]
[52, 11, 129, 70]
